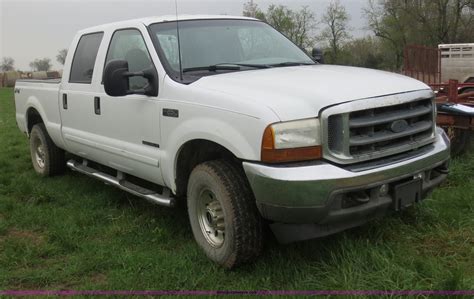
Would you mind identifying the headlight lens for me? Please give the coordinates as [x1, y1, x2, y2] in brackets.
[272, 118, 321, 149]
[261, 118, 322, 163]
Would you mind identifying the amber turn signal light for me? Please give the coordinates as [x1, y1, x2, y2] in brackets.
[261, 125, 322, 163]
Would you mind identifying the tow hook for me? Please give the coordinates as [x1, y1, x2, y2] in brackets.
[436, 165, 449, 175]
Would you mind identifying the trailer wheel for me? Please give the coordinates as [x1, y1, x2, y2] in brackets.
[29, 124, 65, 176]
[187, 159, 263, 268]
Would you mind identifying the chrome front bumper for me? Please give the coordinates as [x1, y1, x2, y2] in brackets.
[243, 128, 450, 241]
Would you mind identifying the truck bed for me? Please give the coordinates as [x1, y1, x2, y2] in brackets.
[14, 79, 64, 149]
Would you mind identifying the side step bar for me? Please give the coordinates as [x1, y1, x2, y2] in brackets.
[67, 160, 176, 207]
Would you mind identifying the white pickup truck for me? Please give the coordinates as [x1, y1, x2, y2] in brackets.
[15, 15, 450, 268]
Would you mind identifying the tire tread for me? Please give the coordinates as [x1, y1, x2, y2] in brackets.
[190, 159, 263, 268]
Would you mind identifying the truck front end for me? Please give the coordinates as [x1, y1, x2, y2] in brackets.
[149, 16, 451, 265]
[243, 89, 450, 243]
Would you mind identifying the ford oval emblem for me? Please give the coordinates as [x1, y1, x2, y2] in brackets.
[390, 119, 409, 133]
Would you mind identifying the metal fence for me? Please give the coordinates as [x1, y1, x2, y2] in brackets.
[403, 44, 441, 85]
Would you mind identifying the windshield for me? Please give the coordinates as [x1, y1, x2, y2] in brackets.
[149, 19, 314, 76]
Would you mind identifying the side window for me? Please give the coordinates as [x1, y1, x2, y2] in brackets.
[69, 32, 103, 84]
[105, 29, 153, 90]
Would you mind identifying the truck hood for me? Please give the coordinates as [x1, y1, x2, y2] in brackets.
[191, 64, 431, 121]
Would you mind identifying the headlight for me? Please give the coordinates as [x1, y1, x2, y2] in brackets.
[272, 118, 321, 149]
[261, 118, 322, 163]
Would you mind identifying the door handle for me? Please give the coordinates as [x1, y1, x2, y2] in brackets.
[62, 94, 68, 109]
[94, 97, 101, 115]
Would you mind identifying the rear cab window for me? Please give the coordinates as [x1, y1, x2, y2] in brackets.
[69, 32, 104, 84]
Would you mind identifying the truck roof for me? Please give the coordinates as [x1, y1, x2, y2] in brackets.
[78, 15, 257, 34]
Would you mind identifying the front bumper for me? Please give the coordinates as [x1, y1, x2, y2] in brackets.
[243, 128, 450, 243]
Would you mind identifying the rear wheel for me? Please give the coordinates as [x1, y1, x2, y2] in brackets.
[187, 160, 263, 268]
[29, 124, 65, 176]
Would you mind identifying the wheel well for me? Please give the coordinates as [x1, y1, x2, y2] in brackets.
[175, 139, 239, 197]
[26, 108, 43, 134]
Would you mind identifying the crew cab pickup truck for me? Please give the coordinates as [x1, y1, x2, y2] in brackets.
[15, 15, 450, 268]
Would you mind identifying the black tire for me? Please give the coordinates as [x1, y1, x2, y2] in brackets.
[187, 159, 263, 268]
[29, 123, 65, 176]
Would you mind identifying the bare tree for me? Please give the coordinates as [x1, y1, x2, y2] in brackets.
[30, 58, 52, 72]
[56, 49, 68, 65]
[320, 0, 351, 63]
[0, 57, 15, 71]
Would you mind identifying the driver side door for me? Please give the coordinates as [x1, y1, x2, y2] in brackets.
[95, 28, 163, 185]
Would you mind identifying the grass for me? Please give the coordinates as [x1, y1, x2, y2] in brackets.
[0, 87, 473, 293]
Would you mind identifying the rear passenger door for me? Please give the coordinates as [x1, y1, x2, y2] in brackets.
[60, 32, 105, 160]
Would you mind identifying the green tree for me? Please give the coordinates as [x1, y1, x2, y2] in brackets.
[243, 2, 317, 48]
[30, 58, 52, 72]
[365, 0, 418, 70]
[320, 0, 351, 64]
[0, 57, 15, 71]
[56, 49, 68, 65]
[242, 0, 266, 20]
[340, 36, 385, 69]
[266, 5, 317, 48]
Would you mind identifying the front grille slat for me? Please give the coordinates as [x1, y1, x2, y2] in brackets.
[349, 104, 432, 128]
[325, 96, 436, 164]
[349, 120, 433, 146]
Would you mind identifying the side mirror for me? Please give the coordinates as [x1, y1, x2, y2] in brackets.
[103, 59, 158, 97]
[311, 48, 324, 64]
[104, 60, 130, 96]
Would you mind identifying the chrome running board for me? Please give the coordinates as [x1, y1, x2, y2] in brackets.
[67, 159, 175, 207]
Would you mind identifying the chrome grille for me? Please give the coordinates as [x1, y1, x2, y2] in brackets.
[349, 98, 433, 156]
[321, 91, 437, 164]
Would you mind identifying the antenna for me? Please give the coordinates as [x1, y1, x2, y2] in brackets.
[175, 0, 183, 81]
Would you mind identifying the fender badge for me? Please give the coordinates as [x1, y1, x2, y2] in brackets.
[163, 108, 179, 118]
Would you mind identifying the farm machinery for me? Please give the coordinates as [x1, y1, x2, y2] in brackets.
[404, 44, 474, 155]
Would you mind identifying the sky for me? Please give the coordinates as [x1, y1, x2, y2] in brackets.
[0, 0, 370, 70]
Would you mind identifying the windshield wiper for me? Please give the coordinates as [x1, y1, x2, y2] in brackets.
[269, 61, 315, 67]
[182, 63, 270, 73]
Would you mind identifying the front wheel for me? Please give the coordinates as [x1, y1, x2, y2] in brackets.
[187, 160, 263, 268]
